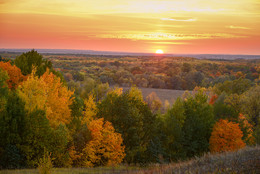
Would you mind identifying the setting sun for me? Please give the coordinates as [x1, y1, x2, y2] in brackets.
[156, 49, 164, 54]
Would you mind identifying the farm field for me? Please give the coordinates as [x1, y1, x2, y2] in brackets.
[122, 87, 188, 104]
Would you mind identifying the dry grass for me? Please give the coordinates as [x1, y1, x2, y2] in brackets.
[131, 146, 260, 174]
[123, 87, 188, 104]
[1, 146, 259, 174]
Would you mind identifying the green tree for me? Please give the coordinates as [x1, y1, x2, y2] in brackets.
[14, 49, 52, 76]
[0, 92, 26, 168]
[164, 98, 186, 160]
[181, 91, 214, 158]
[97, 88, 156, 163]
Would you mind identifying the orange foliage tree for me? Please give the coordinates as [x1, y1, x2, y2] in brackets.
[209, 119, 245, 153]
[209, 94, 218, 105]
[0, 61, 26, 89]
[17, 69, 74, 128]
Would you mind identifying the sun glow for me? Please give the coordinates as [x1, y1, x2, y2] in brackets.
[155, 49, 164, 54]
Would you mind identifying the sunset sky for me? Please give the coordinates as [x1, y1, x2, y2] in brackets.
[0, 0, 260, 54]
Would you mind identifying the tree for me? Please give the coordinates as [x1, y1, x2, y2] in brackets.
[182, 63, 192, 73]
[181, 91, 214, 158]
[0, 69, 9, 112]
[214, 78, 252, 95]
[164, 98, 185, 160]
[69, 94, 125, 167]
[146, 92, 162, 113]
[0, 61, 26, 89]
[17, 69, 74, 128]
[21, 110, 70, 167]
[97, 88, 156, 163]
[82, 118, 125, 167]
[209, 119, 245, 153]
[0, 92, 26, 168]
[15, 49, 52, 76]
[240, 85, 260, 127]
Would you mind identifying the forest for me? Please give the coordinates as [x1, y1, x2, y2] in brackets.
[0, 50, 259, 172]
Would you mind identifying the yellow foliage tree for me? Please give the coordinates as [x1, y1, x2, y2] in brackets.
[82, 118, 125, 167]
[18, 69, 74, 128]
[209, 119, 245, 153]
[82, 94, 97, 125]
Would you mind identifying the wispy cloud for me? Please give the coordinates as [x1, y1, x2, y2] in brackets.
[227, 25, 251, 30]
[161, 17, 197, 22]
[150, 41, 189, 45]
[97, 32, 246, 41]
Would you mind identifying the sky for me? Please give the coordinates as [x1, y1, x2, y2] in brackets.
[0, 0, 260, 54]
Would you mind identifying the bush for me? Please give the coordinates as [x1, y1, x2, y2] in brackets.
[38, 150, 53, 174]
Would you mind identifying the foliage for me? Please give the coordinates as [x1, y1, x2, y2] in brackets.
[97, 87, 156, 163]
[0, 61, 26, 89]
[82, 118, 125, 167]
[214, 78, 252, 95]
[146, 92, 162, 113]
[38, 150, 53, 174]
[181, 91, 215, 158]
[240, 85, 260, 127]
[0, 92, 26, 169]
[164, 98, 185, 160]
[14, 49, 52, 76]
[209, 119, 245, 153]
[238, 113, 255, 145]
[0, 69, 9, 111]
[17, 69, 74, 128]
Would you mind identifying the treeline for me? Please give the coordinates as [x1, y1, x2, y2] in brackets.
[47, 54, 260, 90]
[0, 50, 259, 169]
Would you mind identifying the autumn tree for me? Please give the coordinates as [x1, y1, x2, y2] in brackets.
[146, 92, 162, 113]
[82, 118, 125, 167]
[17, 69, 74, 128]
[69, 94, 125, 167]
[240, 85, 260, 127]
[0, 69, 9, 111]
[209, 119, 245, 153]
[0, 61, 26, 89]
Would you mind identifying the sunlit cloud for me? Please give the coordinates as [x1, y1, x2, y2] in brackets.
[150, 41, 189, 45]
[161, 18, 196, 22]
[227, 25, 251, 30]
[98, 33, 247, 41]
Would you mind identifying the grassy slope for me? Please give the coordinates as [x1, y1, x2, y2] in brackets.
[1, 146, 259, 174]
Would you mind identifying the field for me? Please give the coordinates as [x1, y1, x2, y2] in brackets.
[1, 146, 259, 174]
[123, 87, 188, 104]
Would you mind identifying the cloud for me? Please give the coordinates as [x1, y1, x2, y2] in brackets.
[161, 17, 197, 22]
[150, 41, 189, 45]
[97, 32, 247, 41]
[227, 25, 251, 30]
